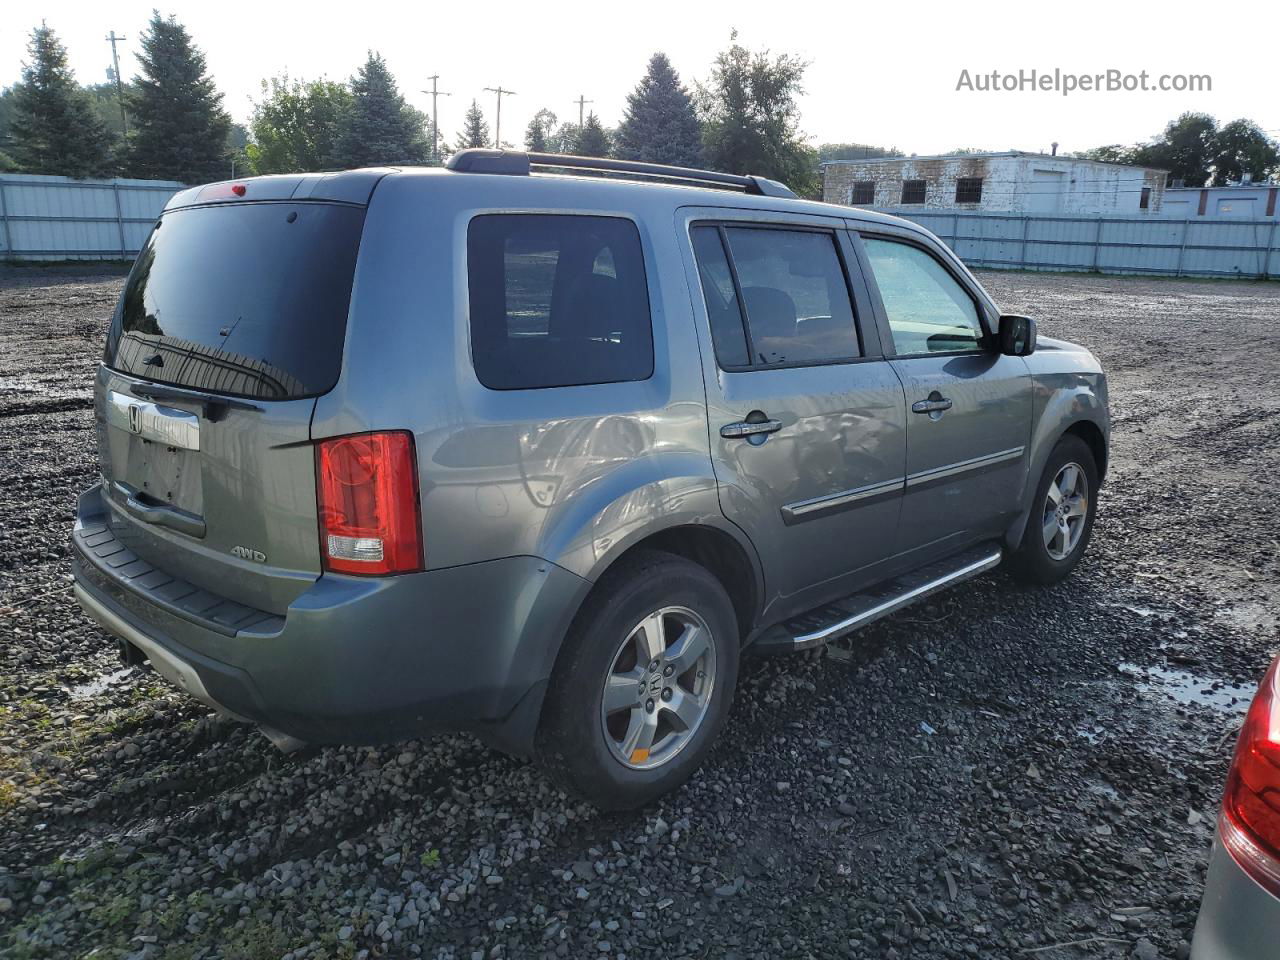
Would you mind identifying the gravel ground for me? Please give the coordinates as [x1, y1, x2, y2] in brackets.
[1, 264, 1278, 960]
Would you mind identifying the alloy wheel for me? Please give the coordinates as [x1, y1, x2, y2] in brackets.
[1042, 461, 1089, 561]
[600, 606, 717, 771]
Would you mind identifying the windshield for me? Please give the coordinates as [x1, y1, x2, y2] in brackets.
[105, 201, 366, 400]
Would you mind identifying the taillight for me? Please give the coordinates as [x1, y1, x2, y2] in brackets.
[315, 431, 423, 576]
[1221, 656, 1280, 896]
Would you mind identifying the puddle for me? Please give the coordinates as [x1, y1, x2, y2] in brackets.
[1119, 663, 1254, 715]
[67, 667, 135, 700]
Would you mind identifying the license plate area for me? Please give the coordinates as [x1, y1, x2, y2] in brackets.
[106, 391, 204, 516]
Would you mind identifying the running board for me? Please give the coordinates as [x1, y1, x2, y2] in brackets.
[753, 545, 1003, 654]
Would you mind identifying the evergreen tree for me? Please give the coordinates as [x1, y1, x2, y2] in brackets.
[525, 113, 548, 152]
[249, 75, 353, 174]
[9, 25, 112, 178]
[698, 32, 817, 196]
[573, 113, 610, 158]
[456, 100, 489, 150]
[614, 52, 702, 167]
[332, 52, 428, 167]
[126, 13, 231, 182]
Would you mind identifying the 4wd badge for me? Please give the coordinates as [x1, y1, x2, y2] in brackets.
[230, 545, 267, 563]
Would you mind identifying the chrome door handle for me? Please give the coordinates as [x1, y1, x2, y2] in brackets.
[911, 397, 953, 414]
[720, 418, 783, 439]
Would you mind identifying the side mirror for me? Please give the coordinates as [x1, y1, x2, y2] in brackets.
[998, 314, 1037, 356]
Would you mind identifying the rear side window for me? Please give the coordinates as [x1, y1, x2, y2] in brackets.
[468, 214, 653, 390]
[689, 227, 750, 367]
[106, 202, 365, 400]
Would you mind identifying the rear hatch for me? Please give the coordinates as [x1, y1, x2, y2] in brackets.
[95, 192, 368, 615]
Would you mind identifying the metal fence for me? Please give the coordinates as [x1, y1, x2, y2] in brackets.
[869, 208, 1280, 280]
[0, 173, 183, 261]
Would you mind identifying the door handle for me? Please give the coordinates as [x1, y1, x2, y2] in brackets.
[911, 396, 953, 415]
[720, 418, 783, 439]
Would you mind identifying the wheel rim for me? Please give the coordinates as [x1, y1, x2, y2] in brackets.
[600, 605, 717, 771]
[1042, 461, 1089, 561]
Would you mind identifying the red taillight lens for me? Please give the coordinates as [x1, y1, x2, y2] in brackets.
[1221, 657, 1280, 896]
[315, 431, 422, 576]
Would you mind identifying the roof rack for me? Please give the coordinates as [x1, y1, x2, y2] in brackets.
[445, 149, 798, 199]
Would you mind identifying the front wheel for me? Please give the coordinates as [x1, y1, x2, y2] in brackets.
[535, 550, 740, 811]
[1009, 434, 1099, 585]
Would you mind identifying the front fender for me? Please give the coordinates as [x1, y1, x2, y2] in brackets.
[1004, 357, 1110, 549]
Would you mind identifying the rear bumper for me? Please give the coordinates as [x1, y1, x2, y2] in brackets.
[71, 483, 590, 750]
[1191, 823, 1280, 959]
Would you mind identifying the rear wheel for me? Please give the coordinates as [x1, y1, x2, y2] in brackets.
[1009, 434, 1099, 584]
[536, 550, 739, 810]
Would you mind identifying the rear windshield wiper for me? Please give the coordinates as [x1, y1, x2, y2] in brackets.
[129, 382, 264, 421]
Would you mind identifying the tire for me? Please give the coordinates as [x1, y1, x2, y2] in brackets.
[535, 549, 740, 811]
[1009, 433, 1099, 585]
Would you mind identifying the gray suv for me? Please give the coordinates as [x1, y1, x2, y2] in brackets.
[71, 150, 1109, 809]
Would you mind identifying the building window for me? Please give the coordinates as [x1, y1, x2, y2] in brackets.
[851, 181, 875, 205]
[1139, 187, 1152, 210]
[901, 180, 927, 205]
[955, 177, 983, 204]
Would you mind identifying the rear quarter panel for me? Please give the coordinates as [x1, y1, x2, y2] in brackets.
[310, 171, 734, 584]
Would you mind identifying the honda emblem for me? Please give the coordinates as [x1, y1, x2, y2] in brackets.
[128, 403, 143, 434]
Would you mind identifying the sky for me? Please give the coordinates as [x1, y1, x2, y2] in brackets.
[7, 0, 1278, 157]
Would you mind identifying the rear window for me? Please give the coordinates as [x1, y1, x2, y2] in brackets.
[105, 202, 365, 400]
[467, 214, 653, 390]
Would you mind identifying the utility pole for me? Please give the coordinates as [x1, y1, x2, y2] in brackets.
[574, 94, 593, 131]
[106, 31, 128, 136]
[421, 75, 451, 163]
[484, 86, 515, 149]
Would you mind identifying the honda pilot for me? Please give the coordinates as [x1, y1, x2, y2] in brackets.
[72, 150, 1109, 809]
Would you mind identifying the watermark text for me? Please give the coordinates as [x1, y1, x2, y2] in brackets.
[956, 68, 1212, 96]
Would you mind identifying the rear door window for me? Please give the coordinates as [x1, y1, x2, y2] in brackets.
[468, 214, 653, 390]
[691, 225, 860, 368]
[106, 202, 366, 400]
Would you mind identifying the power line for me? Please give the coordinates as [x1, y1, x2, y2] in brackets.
[105, 31, 128, 136]
[421, 75, 451, 164]
[484, 86, 515, 149]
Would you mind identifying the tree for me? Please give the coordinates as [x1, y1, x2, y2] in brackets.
[455, 100, 489, 150]
[331, 53, 428, 167]
[1210, 119, 1279, 185]
[1129, 112, 1218, 186]
[614, 52, 702, 167]
[8, 26, 113, 178]
[1076, 144, 1132, 164]
[818, 142, 901, 163]
[248, 75, 353, 174]
[573, 113, 610, 158]
[525, 113, 548, 152]
[698, 33, 817, 196]
[126, 13, 231, 182]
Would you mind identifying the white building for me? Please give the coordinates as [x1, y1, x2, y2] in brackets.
[1159, 183, 1278, 220]
[822, 151, 1168, 216]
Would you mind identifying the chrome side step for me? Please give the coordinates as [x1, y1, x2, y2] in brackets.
[754, 545, 1003, 654]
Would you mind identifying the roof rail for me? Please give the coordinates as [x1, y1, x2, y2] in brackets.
[445, 149, 798, 199]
